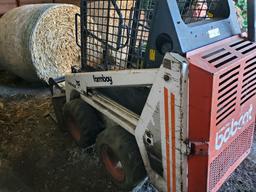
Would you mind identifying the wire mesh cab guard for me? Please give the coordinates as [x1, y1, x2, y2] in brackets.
[80, 0, 155, 70]
[79, 0, 241, 70]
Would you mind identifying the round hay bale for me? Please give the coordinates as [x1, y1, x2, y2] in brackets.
[0, 4, 84, 82]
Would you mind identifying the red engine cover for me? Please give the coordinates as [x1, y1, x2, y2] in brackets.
[187, 35, 256, 192]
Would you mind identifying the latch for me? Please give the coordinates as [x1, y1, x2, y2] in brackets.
[188, 141, 209, 156]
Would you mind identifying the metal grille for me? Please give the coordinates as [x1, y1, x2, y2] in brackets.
[83, 0, 155, 70]
[227, 39, 256, 105]
[177, 0, 225, 24]
[199, 39, 256, 125]
[200, 47, 240, 125]
[230, 39, 256, 55]
[216, 64, 240, 126]
[241, 56, 256, 105]
[208, 123, 254, 191]
[202, 48, 238, 69]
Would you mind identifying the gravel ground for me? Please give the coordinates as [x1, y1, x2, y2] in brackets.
[0, 71, 255, 192]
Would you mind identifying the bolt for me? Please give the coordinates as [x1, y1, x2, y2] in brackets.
[164, 74, 170, 81]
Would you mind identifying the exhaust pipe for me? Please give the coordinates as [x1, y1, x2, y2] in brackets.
[248, 0, 256, 42]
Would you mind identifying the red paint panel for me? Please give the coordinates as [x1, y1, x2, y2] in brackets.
[187, 35, 256, 192]
[189, 65, 212, 141]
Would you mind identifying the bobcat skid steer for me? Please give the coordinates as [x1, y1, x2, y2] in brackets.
[50, 0, 256, 191]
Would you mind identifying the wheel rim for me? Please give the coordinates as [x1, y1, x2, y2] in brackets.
[101, 145, 125, 182]
[67, 117, 81, 141]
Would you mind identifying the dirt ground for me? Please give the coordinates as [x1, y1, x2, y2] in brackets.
[0, 71, 255, 192]
[0, 71, 123, 192]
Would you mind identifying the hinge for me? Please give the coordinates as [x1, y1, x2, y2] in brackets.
[188, 141, 209, 156]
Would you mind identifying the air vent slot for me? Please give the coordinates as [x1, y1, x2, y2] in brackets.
[219, 71, 239, 86]
[202, 46, 238, 69]
[244, 61, 256, 70]
[241, 92, 256, 105]
[208, 52, 231, 63]
[218, 78, 238, 93]
[241, 56, 256, 105]
[235, 42, 253, 51]
[245, 56, 256, 64]
[243, 76, 256, 89]
[216, 91, 237, 125]
[216, 109, 236, 125]
[204, 51, 237, 68]
[220, 66, 239, 79]
[242, 45, 256, 54]
[229, 39, 246, 47]
[202, 48, 225, 59]
[230, 39, 256, 55]
[217, 102, 236, 117]
[218, 96, 237, 109]
[214, 56, 238, 68]
[243, 72, 256, 83]
[242, 83, 256, 99]
[243, 66, 256, 77]
[216, 65, 240, 125]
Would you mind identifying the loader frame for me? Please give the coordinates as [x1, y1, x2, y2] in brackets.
[62, 53, 189, 191]
[50, 0, 256, 191]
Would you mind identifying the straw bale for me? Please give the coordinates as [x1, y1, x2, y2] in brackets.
[30, 4, 81, 82]
[0, 4, 102, 82]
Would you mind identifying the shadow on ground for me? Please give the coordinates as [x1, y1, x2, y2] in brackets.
[0, 96, 124, 192]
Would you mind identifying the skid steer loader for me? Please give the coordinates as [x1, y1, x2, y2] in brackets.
[50, 0, 256, 191]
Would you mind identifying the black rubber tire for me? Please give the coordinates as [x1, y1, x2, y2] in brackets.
[52, 94, 66, 132]
[96, 126, 146, 190]
[63, 98, 103, 148]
